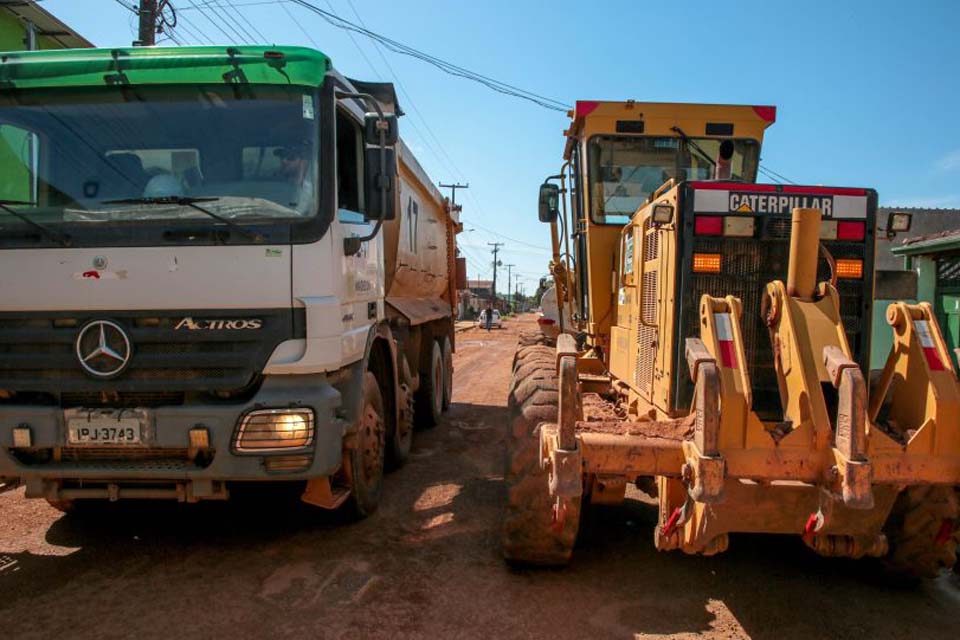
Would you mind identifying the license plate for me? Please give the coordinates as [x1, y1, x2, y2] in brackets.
[67, 418, 142, 445]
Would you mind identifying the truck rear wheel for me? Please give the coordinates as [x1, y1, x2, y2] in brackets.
[45, 498, 77, 513]
[345, 371, 386, 518]
[883, 485, 959, 580]
[415, 340, 443, 428]
[502, 341, 581, 565]
[441, 336, 453, 411]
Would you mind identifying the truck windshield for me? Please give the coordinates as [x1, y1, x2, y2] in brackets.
[0, 84, 319, 230]
[587, 135, 760, 224]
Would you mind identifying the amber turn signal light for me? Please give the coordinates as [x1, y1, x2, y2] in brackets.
[835, 258, 863, 279]
[692, 253, 722, 274]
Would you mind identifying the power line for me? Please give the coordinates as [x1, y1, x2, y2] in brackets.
[201, 0, 257, 43]
[340, 0, 460, 178]
[461, 218, 551, 252]
[112, 0, 138, 13]
[278, 1, 322, 50]
[220, 0, 270, 42]
[309, 0, 380, 80]
[186, 0, 247, 43]
[332, 5, 548, 257]
[173, 7, 217, 44]
[288, 0, 570, 112]
[181, 0, 291, 7]
[758, 163, 796, 185]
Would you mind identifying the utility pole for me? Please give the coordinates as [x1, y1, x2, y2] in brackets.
[488, 242, 503, 305]
[136, 0, 159, 47]
[505, 264, 515, 312]
[439, 182, 469, 210]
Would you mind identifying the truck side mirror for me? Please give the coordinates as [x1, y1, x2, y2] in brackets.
[538, 183, 560, 223]
[364, 112, 398, 147]
[364, 146, 397, 221]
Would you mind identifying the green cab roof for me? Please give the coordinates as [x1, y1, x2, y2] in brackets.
[0, 45, 331, 89]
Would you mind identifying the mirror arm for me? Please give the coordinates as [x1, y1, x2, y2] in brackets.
[336, 90, 390, 256]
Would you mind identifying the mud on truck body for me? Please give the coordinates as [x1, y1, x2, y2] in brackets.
[507, 100, 960, 578]
[0, 46, 462, 516]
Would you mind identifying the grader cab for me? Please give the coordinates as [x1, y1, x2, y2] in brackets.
[504, 100, 960, 577]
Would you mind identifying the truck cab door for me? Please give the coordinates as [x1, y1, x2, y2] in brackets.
[335, 106, 382, 361]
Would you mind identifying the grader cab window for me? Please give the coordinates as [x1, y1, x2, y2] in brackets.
[587, 135, 760, 224]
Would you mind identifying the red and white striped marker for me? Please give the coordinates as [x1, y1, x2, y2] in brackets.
[715, 313, 738, 369]
[915, 320, 945, 371]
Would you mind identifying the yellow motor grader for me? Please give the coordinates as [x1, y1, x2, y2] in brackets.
[504, 100, 960, 577]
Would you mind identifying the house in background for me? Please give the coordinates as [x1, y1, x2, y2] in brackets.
[891, 229, 960, 359]
[0, 0, 92, 51]
[870, 207, 960, 368]
[0, 1, 91, 202]
[875, 207, 960, 270]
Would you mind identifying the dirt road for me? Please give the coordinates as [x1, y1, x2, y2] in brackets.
[1, 315, 957, 639]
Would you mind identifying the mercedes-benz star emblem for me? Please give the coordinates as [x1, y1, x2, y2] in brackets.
[75, 320, 132, 378]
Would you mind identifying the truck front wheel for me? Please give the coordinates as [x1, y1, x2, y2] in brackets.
[345, 371, 387, 518]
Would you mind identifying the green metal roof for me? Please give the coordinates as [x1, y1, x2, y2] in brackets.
[892, 229, 960, 257]
[0, 45, 330, 89]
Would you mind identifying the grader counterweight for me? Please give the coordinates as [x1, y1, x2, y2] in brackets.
[504, 100, 960, 577]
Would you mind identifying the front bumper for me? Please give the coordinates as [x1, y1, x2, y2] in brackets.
[0, 375, 347, 500]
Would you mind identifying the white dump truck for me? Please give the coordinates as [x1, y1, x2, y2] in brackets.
[0, 45, 462, 516]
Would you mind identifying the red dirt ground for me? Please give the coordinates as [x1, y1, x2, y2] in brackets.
[0, 315, 957, 639]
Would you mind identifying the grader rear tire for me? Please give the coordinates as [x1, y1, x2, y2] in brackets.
[501, 339, 581, 566]
[883, 485, 959, 580]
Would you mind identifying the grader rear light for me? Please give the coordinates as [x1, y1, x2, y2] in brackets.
[693, 253, 722, 274]
[837, 221, 865, 241]
[835, 258, 863, 279]
[694, 216, 723, 236]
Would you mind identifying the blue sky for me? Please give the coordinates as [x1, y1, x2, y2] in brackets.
[43, 0, 960, 293]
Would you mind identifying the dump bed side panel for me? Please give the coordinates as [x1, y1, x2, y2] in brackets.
[382, 141, 459, 323]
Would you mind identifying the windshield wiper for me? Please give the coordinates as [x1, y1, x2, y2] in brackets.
[0, 200, 72, 247]
[103, 196, 264, 242]
[670, 126, 717, 169]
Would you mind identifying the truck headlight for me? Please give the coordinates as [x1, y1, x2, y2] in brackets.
[234, 408, 315, 453]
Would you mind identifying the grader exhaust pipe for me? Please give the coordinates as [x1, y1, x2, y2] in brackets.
[786, 207, 822, 299]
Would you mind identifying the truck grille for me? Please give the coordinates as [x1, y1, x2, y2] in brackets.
[0, 309, 300, 396]
[680, 236, 869, 419]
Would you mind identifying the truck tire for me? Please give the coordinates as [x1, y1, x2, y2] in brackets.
[387, 375, 414, 469]
[441, 336, 453, 412]
[502, 342, 581, 566]
[345, 371, 386, 518]
[415, 340, 443, 428]
[883, 485, 959, 580]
